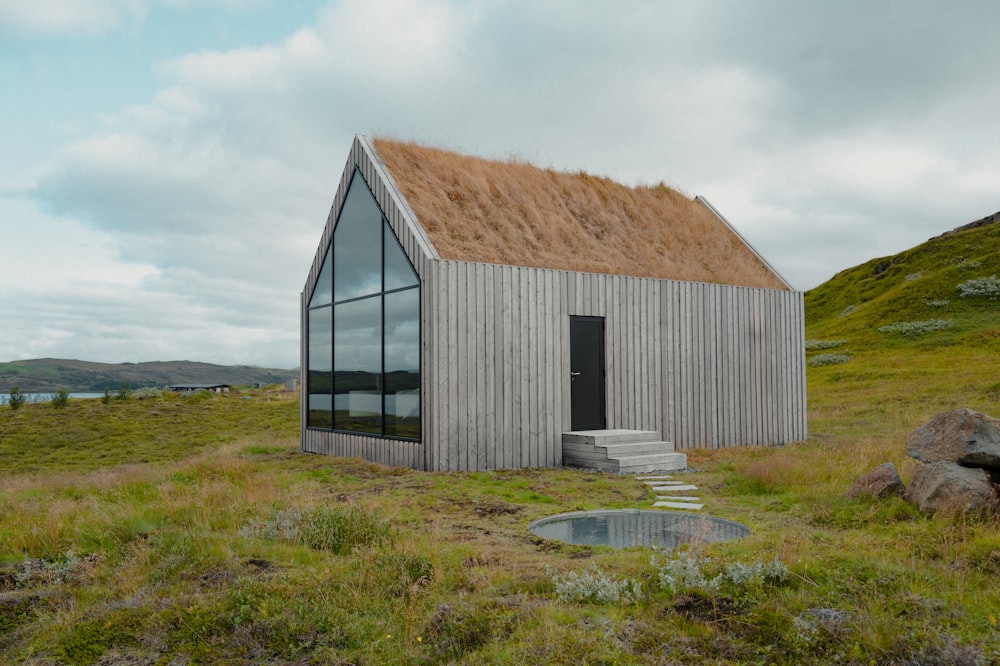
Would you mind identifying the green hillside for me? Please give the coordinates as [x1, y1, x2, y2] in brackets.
[806, 212, 1000, 343]
[805, 213, 1000, 441]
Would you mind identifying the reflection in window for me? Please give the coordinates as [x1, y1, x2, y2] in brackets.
[309, 246, 333, 308]
[306, 169, 421, 440]
[334, 296, 382, 434]
[307, 305, 332, 428]
[384, 288, 420, 438]
[334, 173, 383, 302]
[384, 219, 419, 291]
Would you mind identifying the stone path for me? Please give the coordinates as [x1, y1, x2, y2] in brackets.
[636, 475, 704, 511]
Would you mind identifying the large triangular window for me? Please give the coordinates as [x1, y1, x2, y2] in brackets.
[306, 170, 420, 440]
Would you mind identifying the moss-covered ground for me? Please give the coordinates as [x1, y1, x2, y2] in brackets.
[2, 220, 1000, 664]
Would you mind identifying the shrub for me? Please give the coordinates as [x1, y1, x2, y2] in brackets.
[808, 353, 849, 367]
[650, 549, 789, 597]
[877, 319, 953, 336]
[8, 386, 26, 410]
[240, 505, 392, 555]
[115, 383, 132, 401]
[549, 562, 642, 604]
[955, 258, 982, 270]
[923, 298, 950, 308]
[51, 389, 69, 409]
[805, 340, 845, 351]
[101, 388, 112, 404]
[957, 275, 1000, 300]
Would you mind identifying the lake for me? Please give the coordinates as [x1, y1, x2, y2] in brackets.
[0, 392, 105, 405]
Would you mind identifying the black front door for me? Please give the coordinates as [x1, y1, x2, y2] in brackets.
[570, 316, 606, 431]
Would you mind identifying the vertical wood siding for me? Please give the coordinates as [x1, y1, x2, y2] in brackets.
[421, 262, 807, 471]
[301, 136, 807, 472]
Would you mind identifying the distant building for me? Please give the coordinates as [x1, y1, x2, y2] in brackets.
[168, 383, 230, 394]
[300, 135, 807, 472]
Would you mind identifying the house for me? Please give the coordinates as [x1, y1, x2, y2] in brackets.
[300, 135, 807, 472]
[168, 383, 230, 394]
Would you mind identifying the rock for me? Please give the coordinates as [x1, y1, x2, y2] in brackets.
[904, 461, 998, 515]
[905, 408, 1000, 469]
[846, 463, 905, 499]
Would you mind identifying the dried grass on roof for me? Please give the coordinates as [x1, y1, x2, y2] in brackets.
[373, 138, 787, 290]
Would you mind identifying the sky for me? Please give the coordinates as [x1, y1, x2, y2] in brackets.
[2, 0, 998, 369]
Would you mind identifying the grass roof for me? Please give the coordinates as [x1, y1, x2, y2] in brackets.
[373, 138, 788, 290]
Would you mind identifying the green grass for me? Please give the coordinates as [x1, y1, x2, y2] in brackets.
[3, 219, 1000, 665]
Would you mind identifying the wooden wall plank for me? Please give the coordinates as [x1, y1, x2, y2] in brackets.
[306, 247, 807, 466]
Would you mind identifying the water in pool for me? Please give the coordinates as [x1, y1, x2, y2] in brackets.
[528, 509, 750, 549]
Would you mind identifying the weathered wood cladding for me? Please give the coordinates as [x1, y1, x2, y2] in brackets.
[301, 135, 807, 471]
[421, 262, 807, 471]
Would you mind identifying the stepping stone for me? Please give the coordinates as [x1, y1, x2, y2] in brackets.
[637, 475, 674, 481]
[651, 484, 697, 492]
[653, 501, 704, 510]
[655, 496, 700, 502]
[643, 479, 684, 485]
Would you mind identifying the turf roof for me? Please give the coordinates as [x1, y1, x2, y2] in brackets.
[373, 138, 789, 290]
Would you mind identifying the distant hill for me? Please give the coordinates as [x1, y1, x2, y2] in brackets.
[805, 210, 1000, 348]
[0, 359, 298, 393]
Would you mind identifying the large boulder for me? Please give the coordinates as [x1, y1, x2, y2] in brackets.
[904, 461, 998, 515]
[846, 462, 905, 499]
[905, 408, 1000, 469]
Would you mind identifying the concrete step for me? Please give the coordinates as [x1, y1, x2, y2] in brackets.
[616, 452, 687, 474]
[563, 440, 675, 456]
[603, 441, 676, 456]
[562, 429, 662, 447]
[561, 430, 687, 474]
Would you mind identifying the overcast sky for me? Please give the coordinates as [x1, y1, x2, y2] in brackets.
[2, 0, 998, 369]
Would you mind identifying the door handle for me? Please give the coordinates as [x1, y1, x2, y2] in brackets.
[570, 372, 581, 378]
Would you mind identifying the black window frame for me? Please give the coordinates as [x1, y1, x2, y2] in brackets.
[306, 169, 421, 442]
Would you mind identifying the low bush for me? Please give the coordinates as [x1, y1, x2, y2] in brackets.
[808, 353, 849, 367]
[8, 387, 25, 410]
[51, 389, 69, 409]
[805, 340, 845, 351]
[240, 505, 392, 555]
[650, 550, 789, 597]
[957, 275, 1000, 300]
[549, 562, 642, 604]
[923, 298, 950, 308]
[877, 319, 953, 336]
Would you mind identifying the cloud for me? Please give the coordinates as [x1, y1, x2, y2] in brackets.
[0, 0, 148, 36]
[12, 0, 1000, 369]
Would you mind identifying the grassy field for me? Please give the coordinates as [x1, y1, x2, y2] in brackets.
[2, 386, 999, 664]
[2, 217, 1000, 665]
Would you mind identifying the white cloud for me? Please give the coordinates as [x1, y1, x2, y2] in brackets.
[0, 0, 148, 36]
[9, 0, 1000, 364]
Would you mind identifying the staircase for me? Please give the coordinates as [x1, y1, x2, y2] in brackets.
[561, 429, 687, 474]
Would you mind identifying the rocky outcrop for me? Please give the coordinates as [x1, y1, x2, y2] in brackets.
[904, 461, 998, 515]
[902, 409, 1000, 515]
[846, 463, 905, 499]
[905, 408, 1000, 469]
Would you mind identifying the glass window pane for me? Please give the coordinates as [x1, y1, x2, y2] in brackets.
[334, 296, 382, 434]
[307, 305, 332, 428]
[384, 220, 419, 291]
[384, 287, 420, 438]
[308, 244, 333, 308]
[334, 172, 383, 302]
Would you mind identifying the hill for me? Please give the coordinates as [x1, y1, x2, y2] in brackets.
[0, 358, 297, 393]
[805, 210, 1000, 341]
[804, 210, 1000, 441]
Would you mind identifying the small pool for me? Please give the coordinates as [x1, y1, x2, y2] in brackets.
[527, 509, 750, 549]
